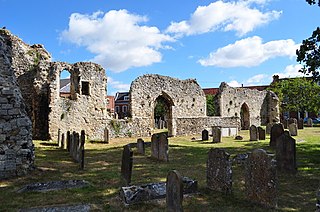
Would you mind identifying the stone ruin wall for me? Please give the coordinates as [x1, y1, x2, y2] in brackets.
[130, 74, 207, 136]
[2, 30, 108, 141]
[217, 82, 279, 127]
[0, 29, 34, 179]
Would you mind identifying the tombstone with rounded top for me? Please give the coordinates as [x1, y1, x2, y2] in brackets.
[166, 170, 183, 212]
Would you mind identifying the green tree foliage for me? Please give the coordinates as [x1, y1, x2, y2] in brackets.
[269, 78, 320, 115]
[296, 0, 320, 81]
[154, 97, 168, 119]
[206, 94, 216, 116]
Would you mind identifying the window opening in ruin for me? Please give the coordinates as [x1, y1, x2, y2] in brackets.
[81, 81, 90, 96]
[59, 69, 71, 98]
[240, 103, 250, 130]
[154, 94, 173, 133]
[123, 105, 127, 113]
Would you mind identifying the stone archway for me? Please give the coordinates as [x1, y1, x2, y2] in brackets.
[240, 103, 250, 130]
[153, 92, 174, 135]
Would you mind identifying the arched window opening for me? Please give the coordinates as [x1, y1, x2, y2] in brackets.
[240, 103, 250, 130]
[59, 70, 71, 98]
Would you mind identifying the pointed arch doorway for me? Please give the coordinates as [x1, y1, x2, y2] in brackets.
[240, 103, 250, 130]
[153, 93, 174, 136]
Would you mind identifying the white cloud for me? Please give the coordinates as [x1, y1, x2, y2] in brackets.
[246, 74, 268, 84]
[198, 36, 298, 67]
[61, 10, 174, 72]
[273, 64, 305, 78]
[107, 77, 130, 92]
[227, 80, 242, 87]
[166, 0, 281, 37]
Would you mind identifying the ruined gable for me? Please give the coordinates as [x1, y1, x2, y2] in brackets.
[0, 29, 34, 179]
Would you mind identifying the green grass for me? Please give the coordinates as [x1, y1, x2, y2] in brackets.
[0, 128, 319, 211]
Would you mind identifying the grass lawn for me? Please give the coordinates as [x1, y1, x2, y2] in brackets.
[0, 127, 319, 211]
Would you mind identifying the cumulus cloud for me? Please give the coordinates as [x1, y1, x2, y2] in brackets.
[246, 74, 268, 84]
[273, 64, 305, 78]
[166, 0, 281, 37]
[107, 77, 130, 91]
[61, 10, 174, 72]
[198, 36, 298, 67]
[227, 80, 242, 87]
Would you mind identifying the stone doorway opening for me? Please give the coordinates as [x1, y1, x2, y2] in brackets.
[154, 93, 173, 135]
[240, 103, 250, 130]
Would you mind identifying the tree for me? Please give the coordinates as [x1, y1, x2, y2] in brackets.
[269, 78, 320, 117]
[206, 94, 216, 116]
[296, 1, 320, 81]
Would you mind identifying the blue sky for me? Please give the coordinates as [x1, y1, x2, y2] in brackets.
[1, 0, 320, 95]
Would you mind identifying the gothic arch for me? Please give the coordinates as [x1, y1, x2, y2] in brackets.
[240, 103, 250, 130]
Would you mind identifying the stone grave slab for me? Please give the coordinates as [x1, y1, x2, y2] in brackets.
[276, 131, 297, 173]
[166, 170, 183, 212]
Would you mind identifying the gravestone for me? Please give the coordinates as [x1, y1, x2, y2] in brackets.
[276, 131, 297, 173]
[258, 127, 266, 140]
[67, 131, 71, 152]
[137, 138, 145, 155]
[151, 133, 159, 159]
[104, 127, 109, 143]
[270, 123, 284, 148]
[61, 133, 65, 149]
[202, 129, 209, 141]
[288, 123, 298, 136]
[158, 133, 169, 162]
[297, 119, 304, 129]
[58, 129, 61, 147]
[266, 122, 274, 135]
[288, 118, 297, 125]
[307, 118, 313, 127]
[166, 170, 183, 212]
[245, 149, 277, 208]
[212, 126, 222, 143]
[249, 125, 258, 141]
[80, 130, 85, 170]
[74, 132, 80, 163]
[207, 148, 232, 194]
[120, 144, 133, 186]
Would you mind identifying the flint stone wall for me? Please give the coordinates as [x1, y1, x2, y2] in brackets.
[217, 82, 279, 127]
[1, 30, 108, 141]
[0, 29, 34, 179]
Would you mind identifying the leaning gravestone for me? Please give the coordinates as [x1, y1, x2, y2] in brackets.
[202, 129, 209, 141]
[307, 118, 313, 127]
[288, 123, 298, 136]
[249, 125, 258, 141]
[207, 148, 232, 194]
[245, 149, 277, 208]
[258, 127, 266, 140]
[276, 131, 297, 174]
[212, 126, 222, 143]
[104, 127, 109, 143]
[297, 119, 304, 129]
[120, 144, 133, 186]
[166, 170, 183, 212]
[270, 123, 284, 148]
[137, 138, 145, 155]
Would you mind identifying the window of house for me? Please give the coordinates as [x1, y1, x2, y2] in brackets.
[123, 105, 127, 113]
[81, 81, 90, 96]
[124, 96, 129, 101]
[115, 106, 120, 113]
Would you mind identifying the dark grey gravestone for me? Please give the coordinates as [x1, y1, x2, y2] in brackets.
[166, 170, 183, 212]
[75, 132, 81, 163]
[61, 133, 65, 149]
[120, 144, 133, 186]
[151, 133, 159, 159]
[245, 149, 277, 208]
[288, 123, 298, 136]
[307, 118, 313, 127]
[258, 127, 266, 140]
[297, 119, 304, 129]
[67, 131, 71, 152]
[212, 126, 222, 143]
[270, 123, 284, 148]
[80, 130, 85, 170]
[58, 129, 61, 147]
[276, 131, 297, 174]
[249, 125, 258, 141]
[202, 129, 209, 141]
[104, 127, 109, 143]
[207, 148, 232, 194]
[158, 132, 169, 162]
[137, 138, 145, 155]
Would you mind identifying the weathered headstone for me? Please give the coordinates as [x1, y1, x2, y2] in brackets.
[58, 129, 61, 147]
[212, 126, 222, 143]
[158, 133, 169, 162]
[307, 118, 313, 127]
[276, 131, 297, 173]
[151, 133, 159, 159]
[61, 133, 65, 149]
[288, 123, 298, 136]
[137, 138, 145, 155]
[266, 122, 274, 135]
[249, 125, 258, 141]
[202, 129, 209, 141]
[66, 131, 71, 152]
[297, 119, 304, 129]
[258, 127, 266, 140]
[104, 127, 109, 143]
[80, 130, 85, 170]
[166, 170, 183, 212]
[245, 149, 277, 208]
[270, 123, 284, 148]
[288, 118, 297, 125]
[207, 148, 232, 194]
[120, 144, 133, 186]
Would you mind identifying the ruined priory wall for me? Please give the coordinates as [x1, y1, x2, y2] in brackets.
[175, 117, 240, 136]
[218, 82, 270, 126]
[130, 74, 206, 119]
[48, 62, 108, 141]
[0, 29, 34, 179]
